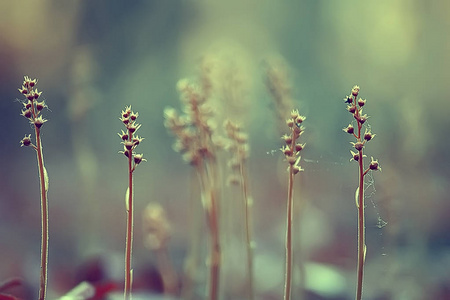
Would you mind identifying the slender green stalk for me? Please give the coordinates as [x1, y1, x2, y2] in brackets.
[356, 147, 365, 300]
[118, 106, 145, 300]
[207, 187, 220, 300]
[284, 164, 294, 300]
[342, 86, 380, 300]
[240, 165, 254, 300]
[124, 156, 133, 300]
[36, 126, 49, 300]
[282, 110, 305, 300]
[18, 76, 49, 300]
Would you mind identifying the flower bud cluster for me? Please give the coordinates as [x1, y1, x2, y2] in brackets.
[282, 109, 305, 175]
[18, 76, 48, 149]
[164, 78, 218, 166]
[19, 76, 47, 132]
[224, 120, 249, 186]
[343, 85, 380, 172]
[119, 106, 146, 170]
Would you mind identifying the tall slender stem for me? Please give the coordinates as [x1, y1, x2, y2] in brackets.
[208, 187, 220, 300]
[355, 109, 365, 300]
[240, 165, 254, 300]
[124, 153, 133, 300]
[284, 165, 294, 300]
[356, 152, 365, 300]
[36, 126, 48, 300]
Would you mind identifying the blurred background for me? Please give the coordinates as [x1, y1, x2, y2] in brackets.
[1, 1, 449, 299]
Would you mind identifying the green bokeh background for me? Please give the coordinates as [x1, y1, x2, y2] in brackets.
[1, 1, 449, 299]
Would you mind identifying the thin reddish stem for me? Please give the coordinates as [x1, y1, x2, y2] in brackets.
[124, 143, 134, 300]
[284, 164, 294, 300]
[36, 126, 48, 300]
[354, 95, 365, 300]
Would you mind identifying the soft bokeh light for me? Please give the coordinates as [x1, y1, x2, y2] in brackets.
[1, 1, 449, 299]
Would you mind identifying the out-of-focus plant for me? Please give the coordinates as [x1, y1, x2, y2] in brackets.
[164, 73, 221, 300]
[281, 109, 305, 300]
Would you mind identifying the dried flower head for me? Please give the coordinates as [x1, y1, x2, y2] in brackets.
[282, 109, 305, 173]
[118, 106, 145, 171]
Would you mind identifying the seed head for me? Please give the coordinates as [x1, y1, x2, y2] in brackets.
[118, 130, 128, 141]
[134, 154, 146, 165]
[295, 143, 304, 152]
[364, 129, 375, 141]
[34, 116, 47, 128]
[286, 118, 294, 128]
[124, 141, 134, 150]
[347, 105, 356, 114]
[21, 109, 32, 119]
[352, 141, 364, 151]
[282, 134, 292, 145]
[350, 150, 359, 161]
[369, 157, 381, 171]
[352, 85, 360, 96]
[343, 124, 354, 134]
[344, 95, 353, 104]
[20, 134, 32, 147]
[36, 100, 46, 111]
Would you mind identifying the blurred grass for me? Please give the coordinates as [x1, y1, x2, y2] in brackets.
[0, 1, 449, 299]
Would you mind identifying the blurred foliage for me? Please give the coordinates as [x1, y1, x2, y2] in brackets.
[0, 1, 449, 299]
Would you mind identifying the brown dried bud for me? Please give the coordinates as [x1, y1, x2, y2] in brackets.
[282, 134, 292, 145]
[369, 157, 380, 171]
[347, 105, 356, 114]
[34, 116, 47, 128]
[296, 115, 306, 124]
[20, 134, 32, 147]
[358, 98, 366, 107]
[134, 153, 146, 165]
[287, 156, 297, 165]
[295, 143, 304, 152]
[358, 114, 367, 124]
[34, 90, 42, 99]
[286, 119, 294, 128]
[352, 85, 360, 96]
[344, 95, 353, 104]
[128, 123, 141, 134]
[282, 146, 292, 156]
[121, 117, 129, 125]
[343, 124, 354, 134]
[350, 150, 359, 161]
[364, 130, 375, 141]
[36, 101, 46, 111]
[353, 141, 364, 151]
[130, 112, 138, 121]
[22, 109, 32, 119]
[124, 141, 134, 150]
[118, 130, 128, 141]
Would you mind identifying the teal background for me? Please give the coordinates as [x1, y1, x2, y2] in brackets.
[0, 1, 449, 299]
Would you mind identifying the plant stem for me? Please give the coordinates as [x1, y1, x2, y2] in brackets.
[206, 182, 220, 300]
[124, 153, 133, 300]
[35, 126, 48, 300]
[355, 97, 365, 300]
[284, 164, 294, 300]
[356, 149, 365, 300]
[240, 164, 254, 300]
